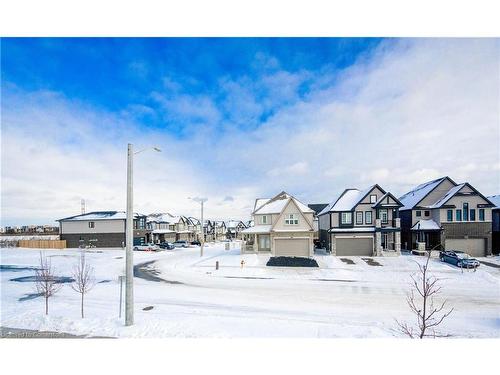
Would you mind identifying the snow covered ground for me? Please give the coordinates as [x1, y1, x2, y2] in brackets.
[1, 243, 499, 338]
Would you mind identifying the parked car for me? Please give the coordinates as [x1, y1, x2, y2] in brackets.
[159, 242, 175, 250]
[173, 240, 189, 248]
[133, 243, 160, 252]
[439, 250, 480, 268]
[190, 240, 201, 246]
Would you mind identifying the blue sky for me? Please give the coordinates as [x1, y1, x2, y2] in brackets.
[1, 38, 499, 225]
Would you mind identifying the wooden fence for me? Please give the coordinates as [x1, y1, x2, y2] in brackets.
[18, 240, 67, 249]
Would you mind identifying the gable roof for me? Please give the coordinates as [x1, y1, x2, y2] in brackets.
[487, 195, 500, 209]
[253, 191, 314, 215]
[398, 176, 456, 211]
[372, 192, 403, 208]
[254, 198, 271, 212]
[318, 184, 386, 215]
[308, 203, 329, 215]
[411, 219, 441, 231]
[58, 211, 145, 222]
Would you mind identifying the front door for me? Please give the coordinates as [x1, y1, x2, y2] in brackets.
[258, 235, 270, 252]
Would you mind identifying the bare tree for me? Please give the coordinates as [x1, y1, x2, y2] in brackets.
[71, 250, 95, 318]
[396, 251, 453, 338]
[34, 251, 63, 315]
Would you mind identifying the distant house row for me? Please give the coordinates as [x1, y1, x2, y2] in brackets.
[241, 176, 497, 258]
[57, 211, 250, 248]
[1, 224, 59, 234]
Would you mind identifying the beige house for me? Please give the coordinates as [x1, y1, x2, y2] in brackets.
[241, 191, 315, 257]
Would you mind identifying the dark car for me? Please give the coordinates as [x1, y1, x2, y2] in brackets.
[159, 242, 175, 250]
[190, 240, 201, 246]
[439, 250, 480, 268]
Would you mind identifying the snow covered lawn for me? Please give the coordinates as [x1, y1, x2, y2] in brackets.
[1, 243, 499, 338]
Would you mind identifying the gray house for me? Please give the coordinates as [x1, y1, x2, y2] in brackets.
[58, 211, 148, 248]
[399, 176, 494, 256]
[318, 184, 402, 256]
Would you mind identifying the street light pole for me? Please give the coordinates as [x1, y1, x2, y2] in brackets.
[188, 197, 207, 257]
[125, 143, 134, 326]
[125, 144, 161, 327]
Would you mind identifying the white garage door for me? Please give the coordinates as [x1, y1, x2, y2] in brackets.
[336, 237, 373, 256]
[274, 239, 310, 257]
[445, 238, 485, 257]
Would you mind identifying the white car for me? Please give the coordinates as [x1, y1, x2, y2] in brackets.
[133, 243, 160, 252]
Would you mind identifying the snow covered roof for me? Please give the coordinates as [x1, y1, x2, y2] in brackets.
[58, 211, 145, 222]
[426, 183, 466, 209]
[329, 227, 375, 233]
[399, 177, 453, 211]
[254, 198, 271, 212]
[319, 185, 380, 215]
[241, 225, 272, 234]
[147, 212, 176, 223]
[487, 195, 500, 209]
[152, 229, 176, 234]
[411, 219, 441, 231]
[225, 220, 245, 229]
[253, 191, 314, 215]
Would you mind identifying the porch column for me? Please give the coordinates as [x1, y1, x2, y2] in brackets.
[395, 218, 401, 255]
[331, 234, 336, 256]
[375, 219, 382, 256]
[253, 234, 257, 253]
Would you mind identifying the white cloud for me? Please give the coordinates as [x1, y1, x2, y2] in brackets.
[2, 39, 499, 225]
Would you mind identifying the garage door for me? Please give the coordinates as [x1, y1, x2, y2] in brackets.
[336, 237, 373, 256]
[274, 239, 310, 257]
[445, 238, 485, 257]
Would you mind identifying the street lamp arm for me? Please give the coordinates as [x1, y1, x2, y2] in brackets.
[134, 147, 162, 155]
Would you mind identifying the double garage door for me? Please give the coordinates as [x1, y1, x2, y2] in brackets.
[335, 237, 373, 256]
[445, 238, 486, 257]
[274, 239, 310, 257]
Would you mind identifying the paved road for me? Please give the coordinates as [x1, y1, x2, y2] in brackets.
[0, 326, 113, 338]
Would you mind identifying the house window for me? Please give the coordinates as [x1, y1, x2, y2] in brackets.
[463, 203, 469, 221]
[479, 209, 485, 221]
[261, 215, 268, 224]
[365, 211, 373, 224]
[341, 212, 352, 225]
[88, 222, 95, 229]
[370, 195, 377, 203]
[470, 209, 476, 221]
[447, 209, 453, 222]
[356, 211, 363, 225]
[285, 214, 299, 225]
[258, 235, 270, 250]
[456, 209, 462, 221]
[380, 209, 388, 224]
[416, 210, 421, 217]
[424, 210, 430, 216]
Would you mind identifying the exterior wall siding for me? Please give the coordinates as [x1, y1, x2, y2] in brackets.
[61, 233, 126, 248]
[61, 220, 125, 234]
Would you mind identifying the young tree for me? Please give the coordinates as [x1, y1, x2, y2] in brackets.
[396, 251, 454, 338]
[34, 251, 63, 315]
[71, 250, 96, 318]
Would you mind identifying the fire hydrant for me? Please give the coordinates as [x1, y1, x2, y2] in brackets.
[215, 261, 219, 270]
[240, 259, 245, 269]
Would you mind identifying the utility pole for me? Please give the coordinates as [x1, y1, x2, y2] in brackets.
[200, 199, 204, 257]
[125, 143, 134, 326]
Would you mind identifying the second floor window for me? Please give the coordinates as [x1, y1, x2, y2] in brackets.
[380, 209, 388, 224]
[261, 215, 268, 224]
[463, 202, 469, 221]
[365, 211, 373, 224]
[370, 194, 377, 203]
[456, 209, 462, 221]
[470, 209, 476, 221]
[356, 211, 363, 225]
[479, 209, 485, 221]
[416, 211, 421, 217]
[88, 222, 95, 228]
[447, 209, 453, 221]
[285, 214, 299, 225]
[341, 212, 352, 225]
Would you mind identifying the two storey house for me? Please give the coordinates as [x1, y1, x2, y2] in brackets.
[241, 191, 315, 257]
[318, 184, 402, 256]
[399, 176, 494, 256]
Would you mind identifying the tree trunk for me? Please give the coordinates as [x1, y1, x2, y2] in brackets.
[81, 293, 84, 318]
[45, 296, 48, 315]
